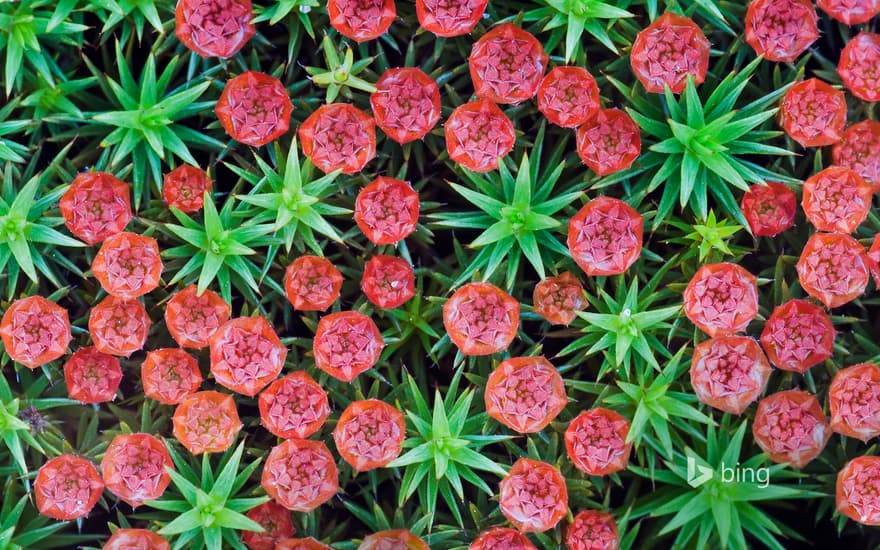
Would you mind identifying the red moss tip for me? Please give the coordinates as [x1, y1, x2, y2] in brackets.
[630, 13, 710, 94]
[275, 538, 333, 550]
[60, 171, 132, 246]
[565, 510, 620, 550]
[361, 255, 416, 309]
[817, 0, 880, 25]
[416, 0, 487, 37]
[498, 458, 568, 533]
[91, 231, 163, 299]
[371, 67, 442, 144]
[258, 371, 331, 440]
[683, 263, 758, 337]
[760, 299, 835, 374]
[741, 182, 797, 237]
[34, 454, 104, 521]
[104, 529, 171, 550]
[298, 103, 377, 175]
[568, 196, 643, 277]
[753, 390, 829, 468]
[533, 271, 587, 326]
[163, 165, 212, 213]
[284, 255, 343, 312]
[242, 500, 296, 550]
[538, 67, 601, 128]
[565, 407, 632, 476]
[575, 108, 641, 176]
[829, 363, 880, 442]
[313, 311, 385, 382]
[354, 177, 420, 245]
[175, 0, 256, 59]
[445, 99, 516, 173]
[101, 433, 173, 508]
[690, 335, 771, 415]
[0, 295, 71, 369]
[744, 0, 818, 63]
[64, 346, 123, 404]
[164, 285, 232, 350]
[443, 282, 520, 356]
[172, 390, 242, 455]
[869, 234, 880, 287]
[141, 348, 203, 405]
[359, 530, 430, 550]
[261, 439, 339, 512]
[837, 455, 880, 526]
[485, 356, 568, 434]
[796, 232, 870, 309]
[215, 71, 293, 147]
[469, 23, 549, 105]
[469, 527, 538, 550]
[209, 316, 287, 397]
[327, 0, 396, 43]
[832, 119, 880, 191]
[779, 79, 847, 148]
[88, 296, 151, 357]
[333, 399, 406, 472]
[839, 32, 880, 103]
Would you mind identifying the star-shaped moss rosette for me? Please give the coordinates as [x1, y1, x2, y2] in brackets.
[517, 0, 633, 60]
[604, 56, 795, 229]
[253, 0, 319, 32]
[82, 43, 223, 207]
[642, 0, 739, 35]
[146, 442, 268, 550]
[0, 372, 77, 479]
[0, 166, 85, 295]
[160, 191, 280, 305]
[601, 348, 714, 463]
[0, 99, 31, 164]
[430, 128, 582, 289]
[629, 421, 822, 550]
[0, 0, 88, 96]
[90, 0, 171, 39]
[666, 211, 748, 264]
[560, 275, 681, 377]
[387, 372, 511, 527]
[303, 35, 377, 103]
[0, 477, 76, 548]
[231, 139, 347, 256]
